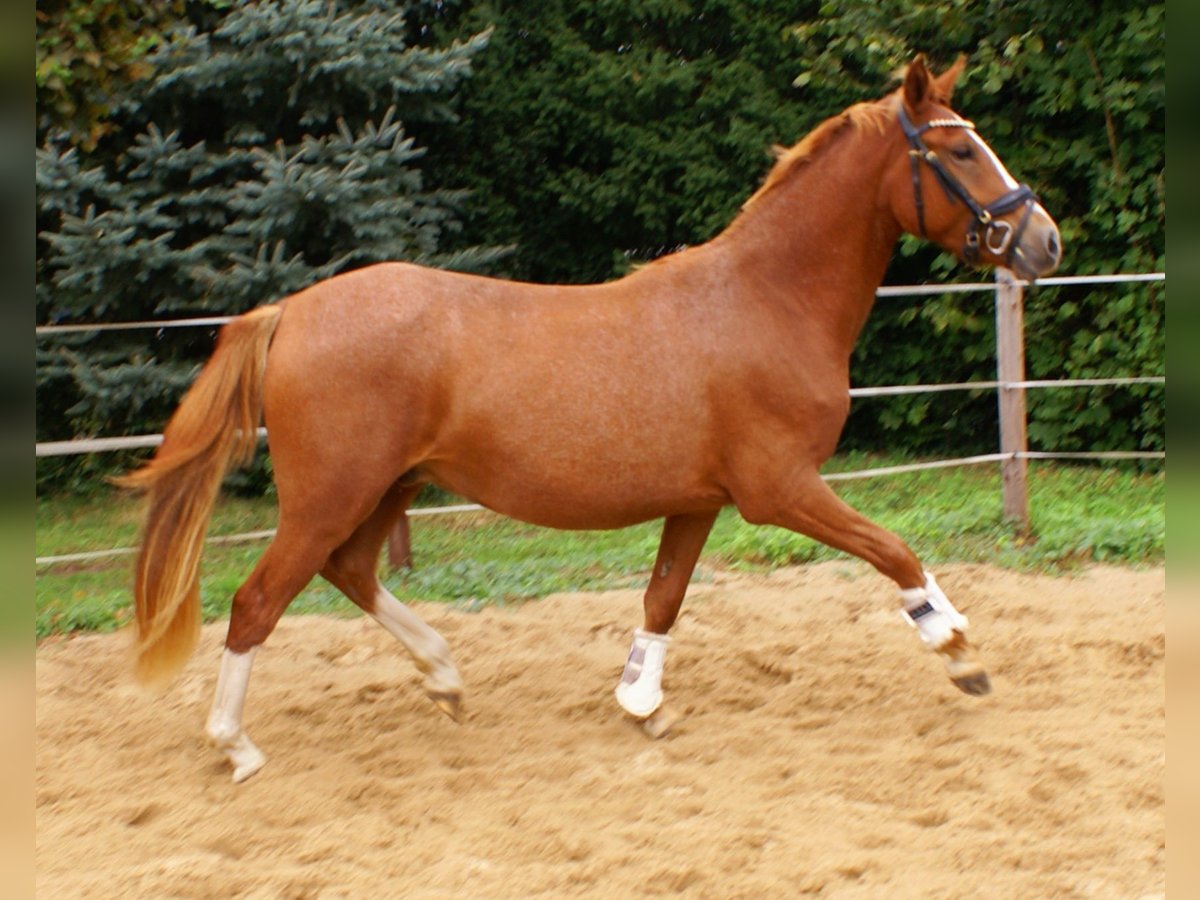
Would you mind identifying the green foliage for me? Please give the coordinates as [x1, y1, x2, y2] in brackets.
[36, 0, 506, 489]
[35, 0, 195, 149]
[416, 0, 816, 283]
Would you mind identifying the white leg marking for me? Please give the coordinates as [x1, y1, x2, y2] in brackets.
[206, 647, 267, 783]
[370, 588, 462, 706]
[615, 629, 670, 718]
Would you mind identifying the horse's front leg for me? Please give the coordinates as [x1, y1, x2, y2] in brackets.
[735, 472, 990, 696]
[615, 511, 718, 720]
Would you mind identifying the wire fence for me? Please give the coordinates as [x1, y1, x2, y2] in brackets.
[35, 271, 1165, 568]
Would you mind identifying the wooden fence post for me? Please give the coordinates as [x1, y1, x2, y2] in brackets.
[994, 268, 1030, 533]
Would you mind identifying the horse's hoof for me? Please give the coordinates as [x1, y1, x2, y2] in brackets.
[936, 631, 991, 697]
[951, 671, 992, 696]
[232, 755, 266, 784]
[430, 691, 463, 723]
[229, 742, 267, 783]
[642, 706, 682, 740]
[210, 728, 267, 783]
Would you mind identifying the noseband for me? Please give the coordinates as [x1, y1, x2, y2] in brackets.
[897, 105, 1038, 266]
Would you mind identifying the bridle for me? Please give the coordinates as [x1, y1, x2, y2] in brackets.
[897, 104, 1038, 267]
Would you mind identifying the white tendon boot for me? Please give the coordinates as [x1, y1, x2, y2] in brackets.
[899, 572, 991, 696]
[615, 629, 670, 718]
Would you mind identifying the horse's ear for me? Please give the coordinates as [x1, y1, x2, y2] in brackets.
[903, 54, 931, 114]
[932, 54, 967, 104]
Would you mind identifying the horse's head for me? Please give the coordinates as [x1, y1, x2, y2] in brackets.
[884, 55, 1061, 280]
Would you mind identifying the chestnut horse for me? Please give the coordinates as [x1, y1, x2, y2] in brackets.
[119, 56, 1061, 782]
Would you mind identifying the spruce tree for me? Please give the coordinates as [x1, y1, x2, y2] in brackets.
[37, 0, 504, 488]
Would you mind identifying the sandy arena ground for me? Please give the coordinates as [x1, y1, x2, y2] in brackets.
[36, 562, 1163, 898]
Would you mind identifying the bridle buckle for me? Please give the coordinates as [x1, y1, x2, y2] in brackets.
[984, 219, 1014, 255]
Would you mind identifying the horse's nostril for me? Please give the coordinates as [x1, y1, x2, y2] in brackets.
[1046, 231, 1060, 260]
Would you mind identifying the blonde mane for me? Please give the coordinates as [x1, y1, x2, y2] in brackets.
[742, 101, 894, 210]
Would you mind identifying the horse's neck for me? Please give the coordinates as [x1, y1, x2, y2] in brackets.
[714, 130, 900, 351]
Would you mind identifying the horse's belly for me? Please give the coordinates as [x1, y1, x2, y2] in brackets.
[421, 437, 726, 530]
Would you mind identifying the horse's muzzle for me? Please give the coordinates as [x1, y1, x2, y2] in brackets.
[1009, 208, 1062, 280]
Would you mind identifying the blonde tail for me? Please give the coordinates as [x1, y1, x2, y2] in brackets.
[114, 304, 284, 687]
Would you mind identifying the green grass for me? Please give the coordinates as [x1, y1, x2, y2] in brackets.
[34, 456, 1164, 638]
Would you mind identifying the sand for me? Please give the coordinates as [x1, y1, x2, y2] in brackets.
[36, 562, 1164, 898]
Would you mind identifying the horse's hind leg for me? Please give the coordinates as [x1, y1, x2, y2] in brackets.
[736, 472, 990, 696]
[615, 511, 718, 720]
[205, 481, 458, 782]
[207, 529, 340, 782]
[322, 484, 463, 720]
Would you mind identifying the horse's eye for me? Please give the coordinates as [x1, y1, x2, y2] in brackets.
[951, 144, 975, 161]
